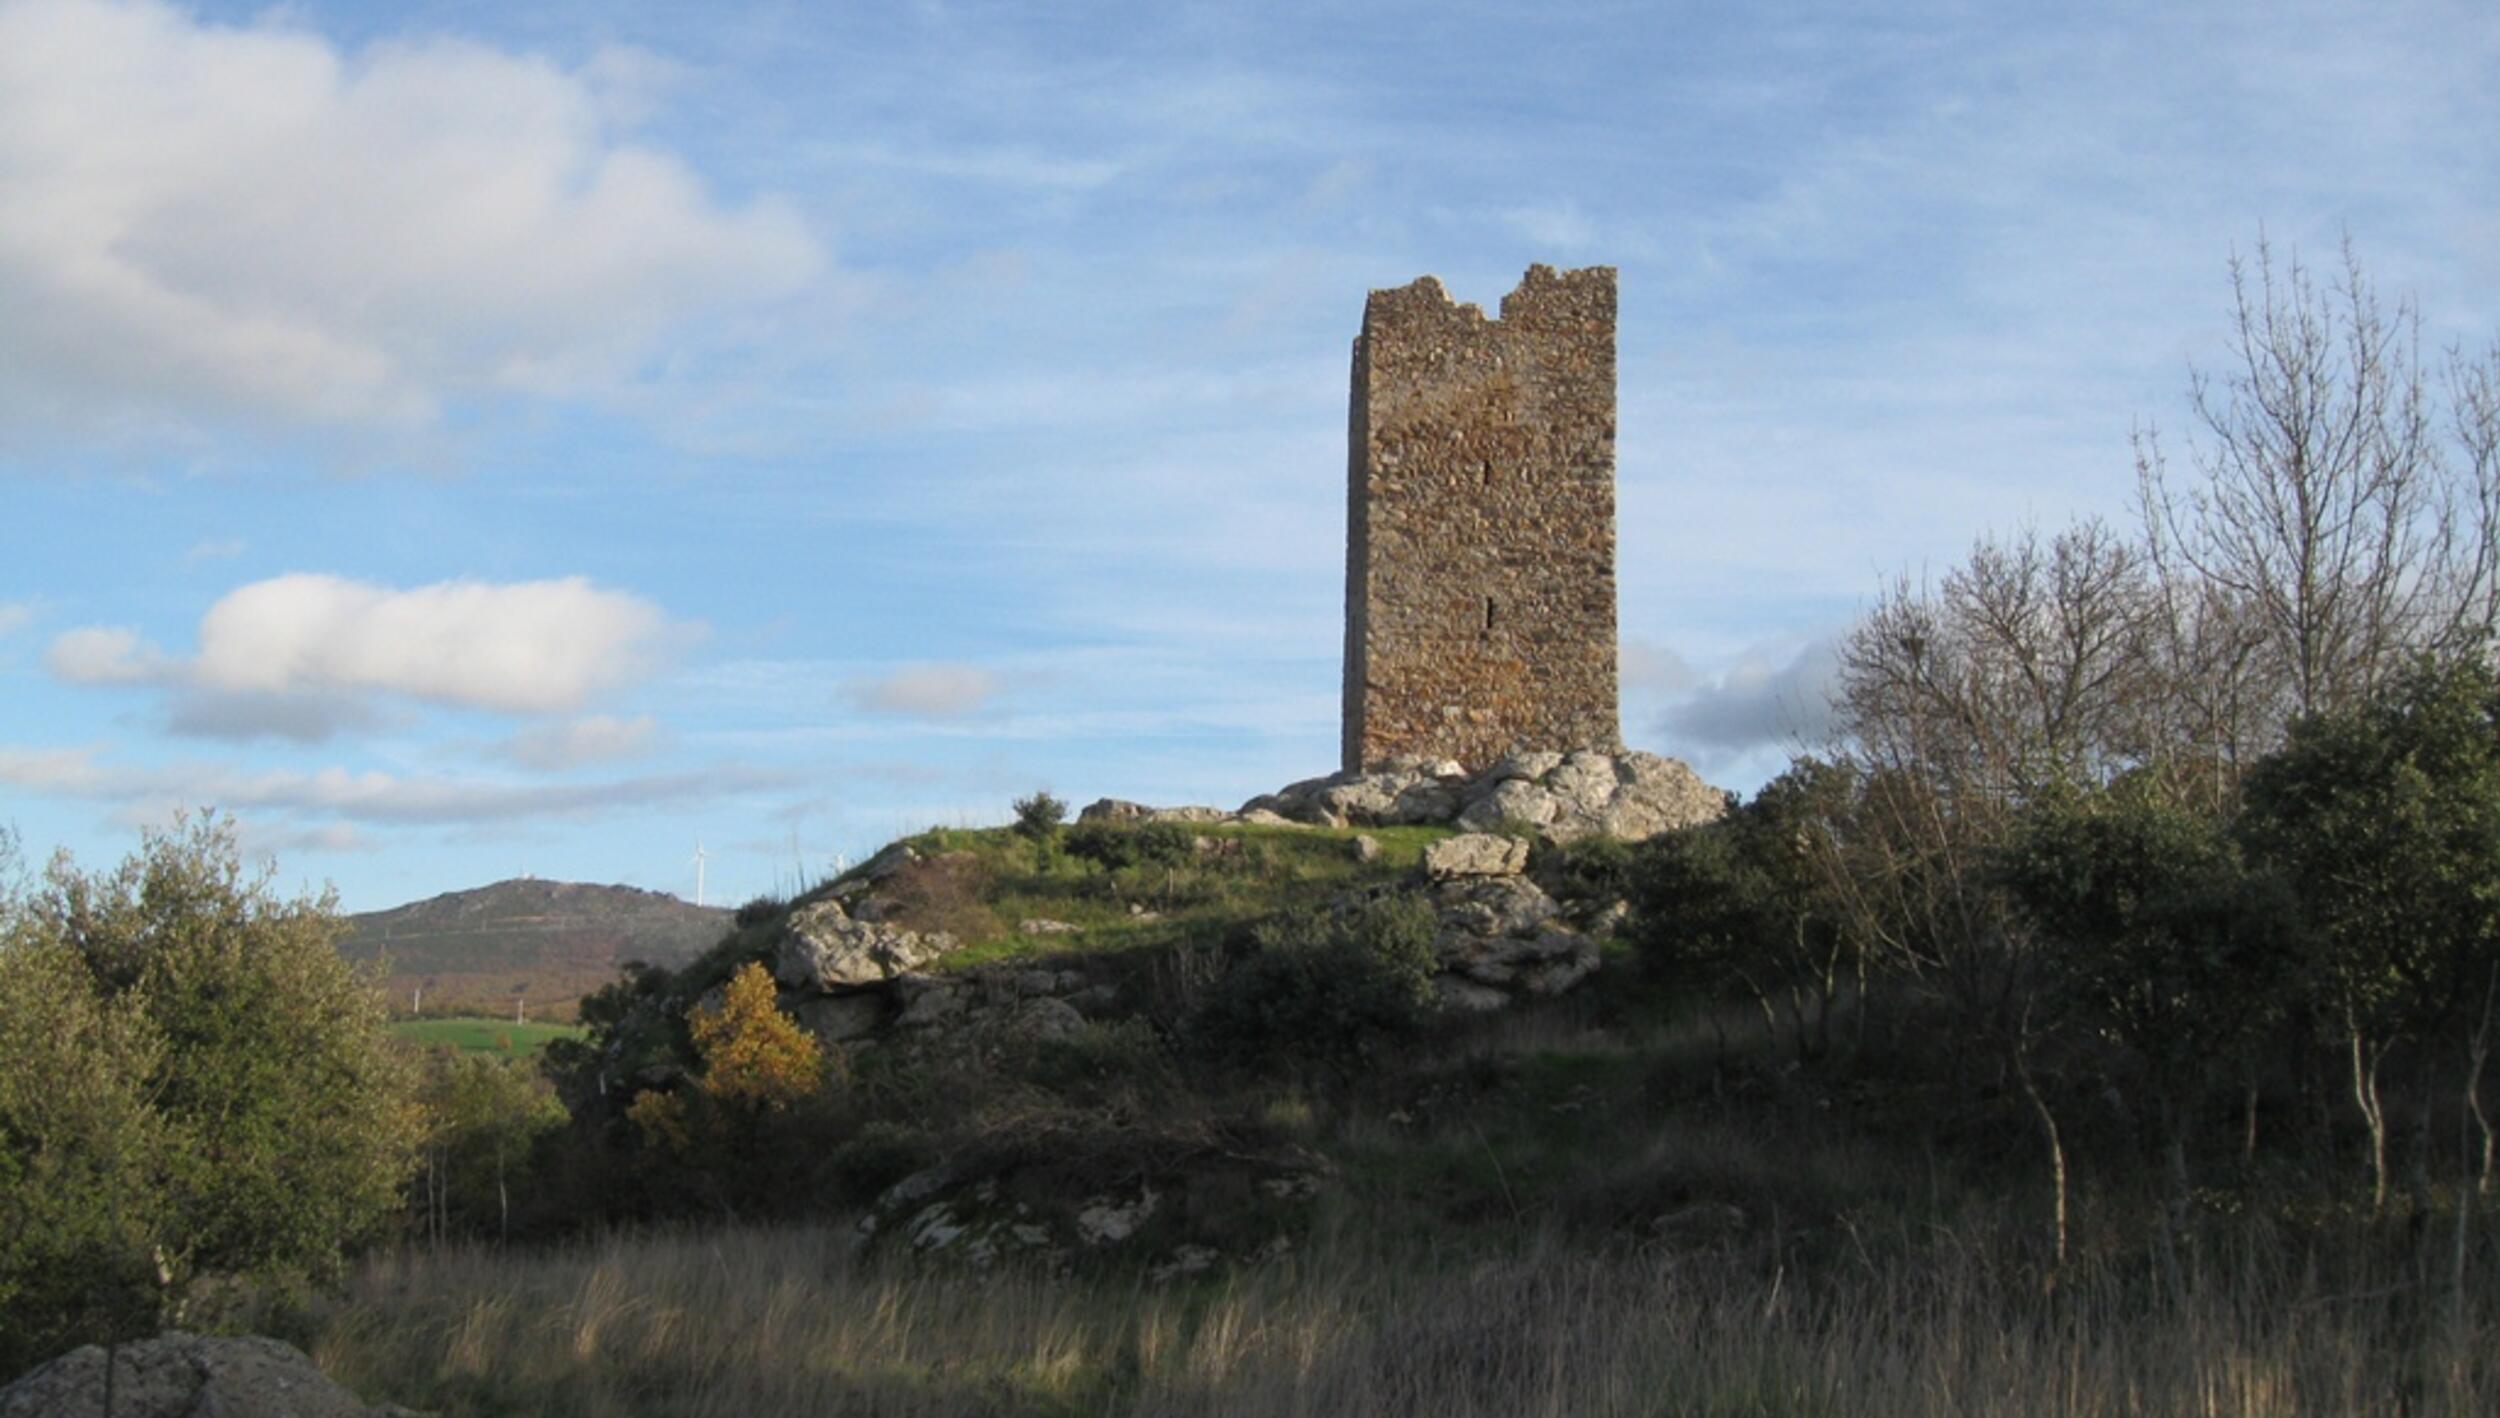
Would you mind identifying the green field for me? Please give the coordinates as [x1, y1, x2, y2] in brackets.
[388, 1016, 584, 1058]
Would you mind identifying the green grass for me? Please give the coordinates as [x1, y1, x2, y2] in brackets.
[903, 820, 1455, 968]
[389, 1016, 585, 1058]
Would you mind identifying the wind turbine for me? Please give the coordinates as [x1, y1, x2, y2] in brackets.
[691, 841, 709, 907]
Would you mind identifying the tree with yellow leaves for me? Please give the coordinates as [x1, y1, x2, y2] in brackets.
[629, 961, 832, 1158]
[690, 961, 830, 1110]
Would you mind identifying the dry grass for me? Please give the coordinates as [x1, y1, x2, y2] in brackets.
[303, 1219, 2496, 1417]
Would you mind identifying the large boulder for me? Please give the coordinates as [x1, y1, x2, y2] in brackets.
[1422, 832, 1531, 879]
[773, 898, 957, 991]
[1241, 757, 1470, 829]
[1, 1333, 418, 1418]
[1431, 874, 1562, 940]
[789, 992, 886, 1044]
[1429, 874, 1598, 996]
[1239, 748, 1722, 844]
[1454, 748, 1724, 842]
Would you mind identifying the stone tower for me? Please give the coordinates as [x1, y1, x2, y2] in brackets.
[1341, 264, 1622, 774]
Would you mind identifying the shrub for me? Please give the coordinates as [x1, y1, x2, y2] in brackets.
[1194, 894, 1440, 1070]
[1012, 790, 1068, 840]
[1065, 820, 1196, 872]
[879, 853, 1003, 944]
[1541, 834, 1637, 907]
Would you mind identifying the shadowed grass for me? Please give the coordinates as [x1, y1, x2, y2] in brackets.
[302, 1215, 2495, 1418]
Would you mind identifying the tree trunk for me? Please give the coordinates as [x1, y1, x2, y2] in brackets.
[2354, 1028, 2390, 1215]
[2016, 1049, 2068, 1289]
[2471, 967, 2498, 1199]
[2159, 1093, 2195, 1303]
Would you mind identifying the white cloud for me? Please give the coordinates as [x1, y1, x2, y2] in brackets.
[192, 574, 683, 711]
[46, 573, 694, 721]
[0, 601, 33, 637]
[846, 662, 1003, 718]
[0, 0, 821, 437]
[497, 713, 661, 770]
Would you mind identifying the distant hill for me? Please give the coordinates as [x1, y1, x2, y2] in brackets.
[342, 879, 731, 1021]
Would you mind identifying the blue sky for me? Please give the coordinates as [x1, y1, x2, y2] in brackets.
[3, 0, 2496, 911]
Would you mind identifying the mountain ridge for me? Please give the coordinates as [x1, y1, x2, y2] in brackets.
[342, 877, 731, 1020]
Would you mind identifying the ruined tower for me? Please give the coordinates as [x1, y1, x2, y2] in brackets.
[1341, 264, 1622, 773]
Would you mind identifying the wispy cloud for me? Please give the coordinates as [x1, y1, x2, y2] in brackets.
[0, 600, 35, 638]
[846, 663, 1003, 719]
[496, 714, 663, 770]
[182, 538, 245, 562]
[0, 744, 790, 827]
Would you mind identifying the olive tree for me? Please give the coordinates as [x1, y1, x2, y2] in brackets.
[24, 815, 419, 1313]
[0, 916, 165, 1374]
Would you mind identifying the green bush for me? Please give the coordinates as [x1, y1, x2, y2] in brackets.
[1541, 834, 1637, 907]
[1, 815, 417, 1358]
[0, 929, 165, 1374]
[1065, 819, 1196, 871]
[1012, 790, 1068, 840]
[1193, 894, 1440, 1070]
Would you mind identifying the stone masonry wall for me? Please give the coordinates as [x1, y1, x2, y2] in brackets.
[1342, 264, 1621, 773]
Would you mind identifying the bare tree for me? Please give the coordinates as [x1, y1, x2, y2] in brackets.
[1839, 520, 2162, 801]
[2136, 237, 2495, 726]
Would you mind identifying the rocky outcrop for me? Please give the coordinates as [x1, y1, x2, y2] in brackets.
[773, 897, 958, 991]
[1240, 748, 1722, 843]
[887, 966, 1116, 1037]
[1429, 874, 1599, 1001]
[1077, 798, 1231, 825]
[858, 1159, 1320, 1276]
[0, 1333, 420, 1418]
[1421, 855, 1600, 1005]
[1326, 833, 1602, 1011]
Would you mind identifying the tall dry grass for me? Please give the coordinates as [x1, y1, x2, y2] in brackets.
[303, 1216, 2494, 1417]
